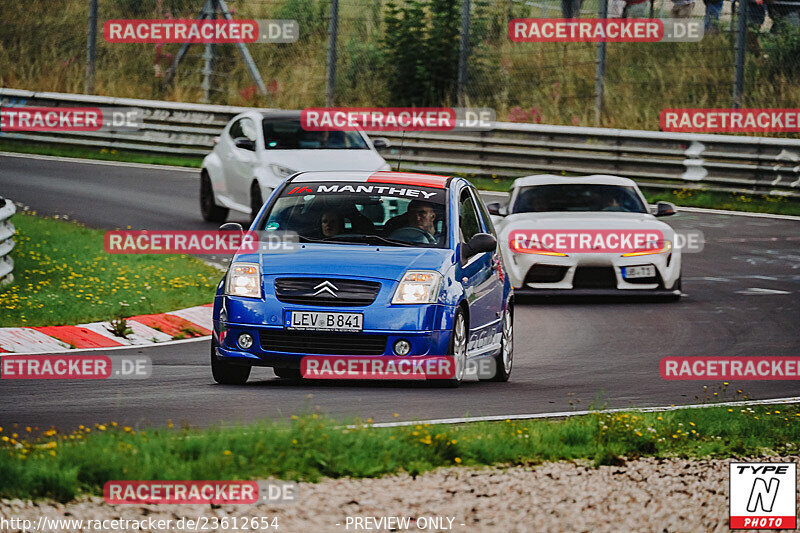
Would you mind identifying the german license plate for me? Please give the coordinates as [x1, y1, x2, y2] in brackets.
[622, 265, 656, 279]
[285, 311, 363, 332]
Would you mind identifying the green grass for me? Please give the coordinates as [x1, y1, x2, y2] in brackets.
[0, 213, 221, 327]
[0, 139, 203, 168]
[1, 403, 798, 502]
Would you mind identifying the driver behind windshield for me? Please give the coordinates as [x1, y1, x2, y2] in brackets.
[387, 200, 441, 245]
[407, 200, 437, 235]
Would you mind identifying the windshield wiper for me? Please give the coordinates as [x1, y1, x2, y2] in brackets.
[322, 234, 417, 247]
[298, 235, 368, 245]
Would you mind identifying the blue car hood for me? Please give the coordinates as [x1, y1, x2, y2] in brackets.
[235, 244, 455, 281]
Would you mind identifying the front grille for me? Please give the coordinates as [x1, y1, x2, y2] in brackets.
[524, 264, 568, 284]
[275, 278, 381, 307]
[572, 267, 617, 289]
[259, 330, 387, 355]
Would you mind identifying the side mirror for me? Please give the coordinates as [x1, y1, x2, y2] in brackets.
[654, 201, 676, 217]
[462, 232, 497, 260]
[486, 202, 504, 216]
[372, 137, 391, 150]
[219, 222, 243, 233]
[234, 137, 256, 151]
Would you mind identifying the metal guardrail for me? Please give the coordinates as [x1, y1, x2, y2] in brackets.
[2, 88, 800, 198]
[0, 198, 16, 286]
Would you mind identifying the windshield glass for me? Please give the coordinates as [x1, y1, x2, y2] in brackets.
[262, 119, 369, 150]
[513, 184, 647, 214]
[258, 182, 448, 248]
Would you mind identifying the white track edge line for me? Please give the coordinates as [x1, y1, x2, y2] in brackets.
[0, 151, 199, 173]
[0, 335, 210, 357]
[363, 396, 800, 428]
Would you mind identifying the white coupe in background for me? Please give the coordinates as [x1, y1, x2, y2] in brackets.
[200, 110, 390, 222]
[488, 174, 682, 299]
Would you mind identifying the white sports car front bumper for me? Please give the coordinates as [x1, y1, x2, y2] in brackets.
[501, 248, 681, 293]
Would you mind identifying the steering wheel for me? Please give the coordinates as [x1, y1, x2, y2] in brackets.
[388, 227, 437, 244]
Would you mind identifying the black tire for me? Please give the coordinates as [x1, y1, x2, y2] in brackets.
[438, 309, 467, 388]
[273, 367, 303, 380]
[250, 182, 263, 223]
[482, 303, 513, 382]
[211, 340, 251, 385]
[200, 173, 229, 223]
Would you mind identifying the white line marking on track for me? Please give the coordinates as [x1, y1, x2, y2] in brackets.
[735, 287, 792, 295]
[0, 151, 199, 173]
[363, 396, 800, 428]
[0, 335, 210, 357]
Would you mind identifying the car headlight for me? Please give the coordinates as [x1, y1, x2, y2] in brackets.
[509, 239, 567, 257]
[621, 240, 672, 257]
[269, 164, 297, 179]
[226, 263, 261, 298]
[391, 271, 442, 304]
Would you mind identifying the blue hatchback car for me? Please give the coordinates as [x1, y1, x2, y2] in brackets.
[211, 171, 513, 387]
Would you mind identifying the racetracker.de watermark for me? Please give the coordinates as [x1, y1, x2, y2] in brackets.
[103, 230, 299, 254]
[0, 356, 151, 380]
[660, 108, 800, 133]
[300, 107, 496, 131]
[0, 107, 141, 132]
[660, 357, 800, 380]
[509, 18, 703, 42]
[508, 229, 704, 254]
[103, 480, 297, 504]
[103, 19, 298, 43]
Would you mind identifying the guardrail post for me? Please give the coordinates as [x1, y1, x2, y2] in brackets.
[733, 0, 747, 108]
[457, 0, 471, 107]
[85, 0, 98, 95]
[0, 198, 16, 286]
[326, 0, 339, 107]
[201, 1, 217, 103]
[594, 0, 609, 125]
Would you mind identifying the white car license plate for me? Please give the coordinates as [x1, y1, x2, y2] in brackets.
[623, 265, 656, 279]
[285, 311, 363, 332]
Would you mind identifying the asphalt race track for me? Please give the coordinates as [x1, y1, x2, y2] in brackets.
[1, 152, 799, 430]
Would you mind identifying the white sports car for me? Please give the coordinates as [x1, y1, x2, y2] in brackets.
[488, 174, 682, 299]
[200, 110, 390, 222]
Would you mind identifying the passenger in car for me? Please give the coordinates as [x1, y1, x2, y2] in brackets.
[320, 210, 345, 237]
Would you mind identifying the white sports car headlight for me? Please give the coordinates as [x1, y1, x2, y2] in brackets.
[269, 164, 297, 179]
[226, 263, 261, 298]
[621, 240, 672, 257]
[391, 271, 442, 304]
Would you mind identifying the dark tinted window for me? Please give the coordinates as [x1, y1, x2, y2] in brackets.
[459, 190, 482, 243]
[513, 184, 647, 213]
[262, 119, 368, 150]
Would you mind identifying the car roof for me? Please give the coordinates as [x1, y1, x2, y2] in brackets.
[289, 171, 455, 189]
[259, 110, 302, 120]
[512, 174, 638, 188]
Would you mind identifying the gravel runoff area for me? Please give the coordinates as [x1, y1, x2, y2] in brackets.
[2, 456, 797, 532]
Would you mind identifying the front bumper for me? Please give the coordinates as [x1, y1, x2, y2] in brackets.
[502, 249, 681, 292]
[214, 291, 457, 367]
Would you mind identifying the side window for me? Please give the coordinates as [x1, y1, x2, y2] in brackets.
[228, 119, 244, 140]
[471, 188, 496, 235]
[459, 190, 482, 244]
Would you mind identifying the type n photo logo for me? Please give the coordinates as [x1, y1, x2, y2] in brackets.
[730, 462, 797, 529]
